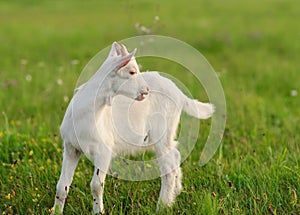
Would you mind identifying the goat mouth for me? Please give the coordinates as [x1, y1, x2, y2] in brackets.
[135, 93, 147, 101]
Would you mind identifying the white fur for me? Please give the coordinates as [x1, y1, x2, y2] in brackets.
[52, 43, 214, 214]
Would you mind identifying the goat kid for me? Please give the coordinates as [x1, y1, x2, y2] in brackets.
[52, 42, 214, 214]
[52, 42, 149, 214]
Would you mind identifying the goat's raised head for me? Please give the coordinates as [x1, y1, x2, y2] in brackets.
[104, 42, 149, 101]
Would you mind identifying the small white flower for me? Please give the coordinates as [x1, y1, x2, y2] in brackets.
[58, 66, 64, 73]
[20, 59, 28, 65]
[135, 22, 151, 34]
[71, 59, 79, 65]
[57, 79, 63, 85]
[216, 68, 227, 77]
[140, 26, 151, 34]
[135, 22, 141, 29]
[291, 90, 298, 97]
[63, 96, 69, 103]
[25, 74, 32, 82]
[37, 61, 45, 67]
[154, 16, 160, 21]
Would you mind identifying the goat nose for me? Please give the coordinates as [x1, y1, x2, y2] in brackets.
[142, 87, 149, 95]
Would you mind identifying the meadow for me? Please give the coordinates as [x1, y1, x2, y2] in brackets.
[1, 0, 299, 214]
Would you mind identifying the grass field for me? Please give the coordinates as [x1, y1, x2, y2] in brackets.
[1, 0, 300, 214]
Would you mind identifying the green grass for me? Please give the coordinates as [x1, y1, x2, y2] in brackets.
[1, 0, 300, 214]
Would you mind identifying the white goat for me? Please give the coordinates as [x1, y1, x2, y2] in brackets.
[52, 42, 214, 214]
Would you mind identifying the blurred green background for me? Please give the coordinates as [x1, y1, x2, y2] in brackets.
[1, 0, 299, 214]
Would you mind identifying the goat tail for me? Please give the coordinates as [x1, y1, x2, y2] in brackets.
[183, 98, 215, 119]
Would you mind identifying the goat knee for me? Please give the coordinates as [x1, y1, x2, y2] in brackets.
[90, 178, 103, 195]
[158, 148, 181, 176]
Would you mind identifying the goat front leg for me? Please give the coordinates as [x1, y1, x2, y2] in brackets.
[156, 147, 181, 212]
[52, 143, 81, 214]
[90, 146, 112, 214]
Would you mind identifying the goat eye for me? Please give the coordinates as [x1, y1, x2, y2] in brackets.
[129, 71, 136, 75]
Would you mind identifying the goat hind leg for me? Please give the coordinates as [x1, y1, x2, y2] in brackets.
[174, 167, 182, 196]
[156, 148, 180, 211]
[173, 148, 182, 196]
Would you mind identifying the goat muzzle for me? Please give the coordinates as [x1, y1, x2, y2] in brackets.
[135, 87, 149, 101]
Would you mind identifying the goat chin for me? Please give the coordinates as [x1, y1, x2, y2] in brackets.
[135, 94, 147, 101]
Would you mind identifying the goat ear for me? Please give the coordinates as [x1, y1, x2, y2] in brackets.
[120, 44, 129, 56]
[108, 42, 119, 57]
[115, 48, 137, 70]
